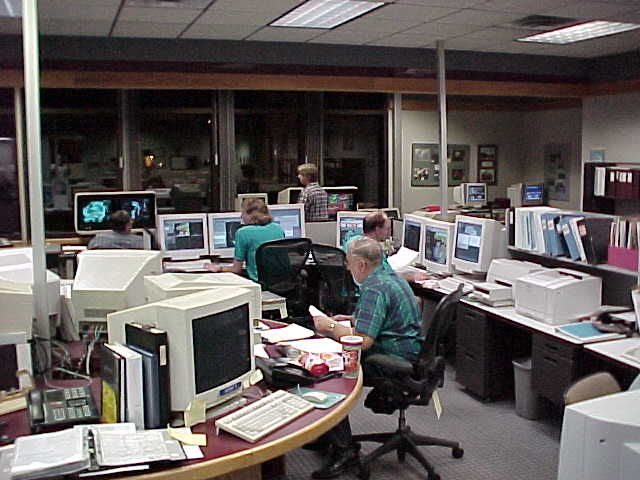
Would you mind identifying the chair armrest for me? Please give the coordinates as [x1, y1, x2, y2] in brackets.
[364, 353, 413, 377]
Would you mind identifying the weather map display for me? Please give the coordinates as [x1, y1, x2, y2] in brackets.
[75, 192, 156, 233]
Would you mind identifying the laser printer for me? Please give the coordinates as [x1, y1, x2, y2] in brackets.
[469, 282, 513, 307]
[514, 268, 601, 325]
[486, 259, 546, 294]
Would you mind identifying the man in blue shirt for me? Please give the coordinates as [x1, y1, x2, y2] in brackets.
[310, 236, 422, 479]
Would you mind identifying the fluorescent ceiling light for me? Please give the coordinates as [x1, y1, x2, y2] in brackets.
[517, 20, 640, 44]
[1, 0, 21, 17]
[271, 0, 385, 29]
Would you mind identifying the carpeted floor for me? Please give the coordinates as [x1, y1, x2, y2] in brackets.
[285, 367, 563, 480]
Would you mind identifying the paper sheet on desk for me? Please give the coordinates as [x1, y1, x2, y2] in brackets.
[388, 247, 419, 270]
[261, 323, 314, 343]
[309, 305, 328, 318]
[280, 337, 343, 354]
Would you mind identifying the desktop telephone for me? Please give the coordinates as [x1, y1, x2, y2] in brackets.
[28, 386, 99, 433]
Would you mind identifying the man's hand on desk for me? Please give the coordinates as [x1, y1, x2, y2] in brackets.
[312, 315, 353, 338]
[205, 263, 222, 273]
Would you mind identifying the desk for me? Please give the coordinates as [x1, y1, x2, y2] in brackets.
[411, 281, 640, 404]
[3, 375, 362, 480]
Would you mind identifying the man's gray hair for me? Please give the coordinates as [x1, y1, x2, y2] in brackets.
[348, 236, 382, 266]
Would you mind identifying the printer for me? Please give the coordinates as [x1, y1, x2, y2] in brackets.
[514, 268, 602, 325]
[486, 259, 546, 293]
[470, 282, 513, 307]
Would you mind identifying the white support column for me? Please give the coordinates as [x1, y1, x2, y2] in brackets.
[23, 0, 51, 365]
[437, 40, 448, 213]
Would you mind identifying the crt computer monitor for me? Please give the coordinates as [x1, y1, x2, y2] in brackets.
[402, 214, 426, 258]
[74, 191, 157, 235]
[234, 192, 268, 211]
[208, 212, 243, 258]
[72, 250, 162, 324]
[326, 186, 358, 219]
[336, 211, 368, 249]
[269, 204, 306, 239]
[522, 183, 544, 205]
[452, 215, 507, 274]
[277, 187, 302, 204]
[107, 288, 255, 412]
[453, 183, 487, 208]
[422, 218, 456, 274]
[157, 213, 209, 260]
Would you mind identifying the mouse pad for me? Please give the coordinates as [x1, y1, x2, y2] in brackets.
[288, 387, 345, 409]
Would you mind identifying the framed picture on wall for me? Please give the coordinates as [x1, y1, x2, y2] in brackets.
[411, 143, 470, 187]
[477, 145, 497, 185]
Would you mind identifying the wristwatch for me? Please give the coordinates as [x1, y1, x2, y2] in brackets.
[328, 321, 336, 332]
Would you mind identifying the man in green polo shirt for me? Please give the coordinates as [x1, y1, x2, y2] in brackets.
[309, 236, 423, 479]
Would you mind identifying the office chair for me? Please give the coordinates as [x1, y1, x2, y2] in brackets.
[563, 372, 621, 406]
[310, 243, 357, 316]
[353, 285, 465, 480]
[255, 238, 312, 322]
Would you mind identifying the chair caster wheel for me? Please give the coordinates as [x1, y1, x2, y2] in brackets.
[452, 447, 464, 458]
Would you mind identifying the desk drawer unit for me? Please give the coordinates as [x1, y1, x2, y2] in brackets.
[531, 334, 581, 405]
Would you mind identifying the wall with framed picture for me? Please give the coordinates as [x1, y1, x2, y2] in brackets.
[477, 145, 497, 185]
[411, 143, 469, 187]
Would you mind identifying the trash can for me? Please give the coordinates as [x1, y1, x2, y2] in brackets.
[512, 358, 540, 420]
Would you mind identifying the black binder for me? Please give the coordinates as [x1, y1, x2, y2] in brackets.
[577, 217, 614, 264]
[125, 323, 170, 428]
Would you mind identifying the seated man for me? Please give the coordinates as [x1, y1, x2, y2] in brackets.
[310, 236, 423, 479]
[88, 210, 143, 250]
[341, 210, 393, 272]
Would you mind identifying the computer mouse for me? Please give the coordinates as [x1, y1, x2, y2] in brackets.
[302, 391, 328, 404]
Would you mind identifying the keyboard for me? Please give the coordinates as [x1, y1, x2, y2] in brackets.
[438, 277, 473, 294]
[163, 259, 213, 272]
[215, 389, 314, 443]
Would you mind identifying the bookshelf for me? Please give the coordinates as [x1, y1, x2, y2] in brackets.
[583, 162, 640, 216]
[508, 246, 636, 307]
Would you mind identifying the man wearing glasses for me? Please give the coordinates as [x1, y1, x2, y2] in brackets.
[309, 236, 422, 479]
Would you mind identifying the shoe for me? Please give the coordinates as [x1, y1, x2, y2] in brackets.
[311, 445, 360, 479]
[302, 438, 331, 452]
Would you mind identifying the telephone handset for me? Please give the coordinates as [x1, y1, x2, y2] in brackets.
[28, 386, 100, 433]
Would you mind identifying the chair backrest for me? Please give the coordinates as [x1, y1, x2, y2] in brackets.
[311, 243, 357, 314]
[255, 238, 312, 296]
[564, 372, 621, 406]
[419, 285, 465, 363]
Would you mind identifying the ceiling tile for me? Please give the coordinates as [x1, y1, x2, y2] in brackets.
[442, 36, 500, 50]
[309, 29, 388, 45]
[460, 26, 534, 41]
[125, 0, 212, 7]
[38, 1, 120, 21]
[395, 0, 489, 7]
[339, 16, 423, 33]
[118, 7, 201, 23]
[367, 4, 460, 22]
[479, 0, 576, 14]
[209, 0, 300, 14]
[485, 40, 551, 54]
[197, 9, 278, 25]
[403, 21, 481, 37]
[436, 8, 525, 26]
[541, 1, 640, 19]
[181, 23, 259, 39]
[367, 33, 436, 47]
[111, 21, 186, 38]
[246, 26, 324, 42]
[39, 18, 113, 36]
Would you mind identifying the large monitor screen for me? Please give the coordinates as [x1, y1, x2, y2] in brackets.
[424, 225, 448, 265]
[162, 218, 205, 251]
[327, 193, 355, 216]
[210, 214, 243, 251]
[193, 303, 251, 395]
[75, 192, 156, 233]
[466, 184, 486, 203]
[523, 183, 543, 203]
[270, 206, 304, 239]
[455, 222, 482, 263]
[338, 216, 364, 247]
[403, 220, 421, 252]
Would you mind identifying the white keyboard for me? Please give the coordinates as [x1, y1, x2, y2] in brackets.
[215, 389, 314, 443]
[163, 259, 212, 271]
[438, 278, 473, 294]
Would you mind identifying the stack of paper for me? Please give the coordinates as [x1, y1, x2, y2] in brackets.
[260, 323, 315, 343]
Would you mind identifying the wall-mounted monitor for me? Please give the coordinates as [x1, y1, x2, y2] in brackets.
[422, 218, 456, 275]
[269, 204, 305, 239]
[336, 211, 368, 249]
[157, 213, 209, 260]
[208, 212, 243, 258]
[74, 191, 157, 235]
[452, 215, 507, 274]
[277, 187, 302, 204]
[234, 193, 268, 211]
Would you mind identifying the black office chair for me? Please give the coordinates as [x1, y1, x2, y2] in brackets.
[311, 243, 357, 316]
[255, 238, 312, 321]
[353, 285, 465, 480]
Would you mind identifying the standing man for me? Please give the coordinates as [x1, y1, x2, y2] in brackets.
[297, 163, 328, 222]
[309, 236, 423, 479]
[88, 210, 143, 249]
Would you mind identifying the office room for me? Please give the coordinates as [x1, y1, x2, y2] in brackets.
[1, 1, 640, 479]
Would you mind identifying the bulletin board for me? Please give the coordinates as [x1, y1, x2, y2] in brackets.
[411, 143, 470, 187]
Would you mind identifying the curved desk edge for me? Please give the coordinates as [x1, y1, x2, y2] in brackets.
[119, 372, 363, 480]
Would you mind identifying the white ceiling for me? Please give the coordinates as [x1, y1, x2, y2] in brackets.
[3, 0, 640, 58]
